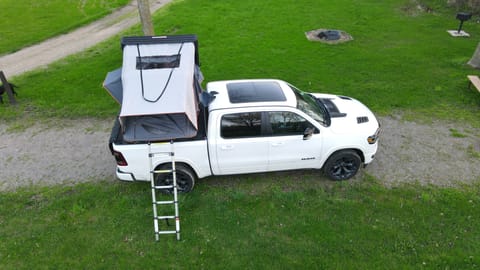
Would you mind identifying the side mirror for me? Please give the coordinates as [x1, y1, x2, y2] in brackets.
[303, 127, 314, 140]
[199, 91, 217, 107]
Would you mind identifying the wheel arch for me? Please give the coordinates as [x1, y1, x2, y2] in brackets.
[155, 161, 199, 180]
[323, 148, 365, 166]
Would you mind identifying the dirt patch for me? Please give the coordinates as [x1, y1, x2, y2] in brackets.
[400, 0, 434, 16]
[1, 116, 479, 192]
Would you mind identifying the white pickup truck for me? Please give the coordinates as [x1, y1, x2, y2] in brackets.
[106, 36, 380, 193]
[109, 78, 380, 193]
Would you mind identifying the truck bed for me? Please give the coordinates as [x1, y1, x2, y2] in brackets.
[109, 106, 209, 147]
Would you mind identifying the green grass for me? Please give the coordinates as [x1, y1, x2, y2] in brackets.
[449, 128, 468, 138]
[2, 0, 480, 124]
[1, 175, 479, 269]
[1, 1, 480, 268]
[0, 0, 129, 55]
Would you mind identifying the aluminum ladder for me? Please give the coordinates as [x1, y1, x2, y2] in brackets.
[148, 141, 180, 241]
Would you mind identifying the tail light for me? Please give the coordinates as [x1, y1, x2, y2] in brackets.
[112, 150, 128, 166]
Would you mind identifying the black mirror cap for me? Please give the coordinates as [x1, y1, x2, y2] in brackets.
[303, 127, 315, 140]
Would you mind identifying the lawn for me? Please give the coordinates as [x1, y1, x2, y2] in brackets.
[1, 0, 480, 268]
[1, 175, 479, 269]
[0, 0, 129, 55]
[2, 0, 480, 124]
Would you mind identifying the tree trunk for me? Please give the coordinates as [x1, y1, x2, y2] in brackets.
[137, 0, 155, 36]
[468, 42, 480, 69]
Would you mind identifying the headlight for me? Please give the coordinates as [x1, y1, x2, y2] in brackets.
[367, 127, 381, 144]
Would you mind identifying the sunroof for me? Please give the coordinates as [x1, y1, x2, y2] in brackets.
[226, 81, 287, 103]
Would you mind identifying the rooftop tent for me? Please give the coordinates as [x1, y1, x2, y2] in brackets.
[104, 35, 203, 142]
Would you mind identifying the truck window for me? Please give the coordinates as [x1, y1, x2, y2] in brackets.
[287, 83, 329, 126]
[268, 112, 315, 136]
[221, 112, 262, 138]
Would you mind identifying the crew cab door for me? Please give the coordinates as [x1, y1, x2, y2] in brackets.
[213, 112, 269, 174]
[266, 111, 322, 171]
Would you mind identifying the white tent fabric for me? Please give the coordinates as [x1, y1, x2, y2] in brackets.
[116, 38, 200, 142]
[120, 42, 197, 126]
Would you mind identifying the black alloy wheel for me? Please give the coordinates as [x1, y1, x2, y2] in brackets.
[324, 150, 361, 180]
[154, 164, 196, 193]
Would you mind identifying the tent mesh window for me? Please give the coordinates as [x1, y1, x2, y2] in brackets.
[136, 55, 181, 70]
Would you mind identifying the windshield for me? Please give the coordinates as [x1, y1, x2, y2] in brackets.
[288, 84, 330, 126]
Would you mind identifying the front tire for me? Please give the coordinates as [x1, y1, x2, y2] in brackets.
[154, 164, 196, 193]
[323, 150, 361, 181]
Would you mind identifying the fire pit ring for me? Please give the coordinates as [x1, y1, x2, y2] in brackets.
[305, 29, 353, 44]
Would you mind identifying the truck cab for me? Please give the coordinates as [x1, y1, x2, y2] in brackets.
[205, 79, 380, 179]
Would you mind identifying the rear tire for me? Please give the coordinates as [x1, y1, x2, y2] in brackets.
[323, 150, 361, 181]
[154, 164, 196, 193]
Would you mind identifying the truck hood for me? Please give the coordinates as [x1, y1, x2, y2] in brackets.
[310, 93, 379, 134]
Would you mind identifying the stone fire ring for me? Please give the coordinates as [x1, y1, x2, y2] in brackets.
[305, 29, 353, 44]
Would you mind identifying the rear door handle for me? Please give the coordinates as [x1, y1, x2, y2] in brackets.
[220, 145, 234, 150]
[271, 142, 285, 147]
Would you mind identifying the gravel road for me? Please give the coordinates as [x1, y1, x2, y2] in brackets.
[368, 116, 480, 187]
[1, 116, 479, 192]
[0, 119, 116, 191]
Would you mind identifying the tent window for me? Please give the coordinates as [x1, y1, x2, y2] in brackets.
[136, 55, 181, 70]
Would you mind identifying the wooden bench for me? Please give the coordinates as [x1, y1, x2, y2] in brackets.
[467, 75, 480, 93]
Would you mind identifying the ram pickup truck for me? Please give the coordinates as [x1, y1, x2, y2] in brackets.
[109, 78, 380, 193]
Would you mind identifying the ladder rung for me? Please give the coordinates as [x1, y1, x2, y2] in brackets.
[153, 185, 175, 189]
[151, 169, 173, 174]
[154, 200, 176, 205]
[156, 215, 176, 220]
[156, 231, 178, 235]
